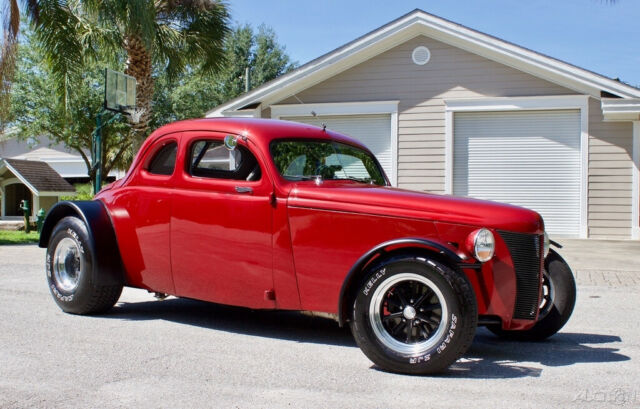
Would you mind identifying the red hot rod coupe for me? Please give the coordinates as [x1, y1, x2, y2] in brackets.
[40, 118, 576, 374]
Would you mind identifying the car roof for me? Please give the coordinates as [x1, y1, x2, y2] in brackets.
[151, 117, 366, 148]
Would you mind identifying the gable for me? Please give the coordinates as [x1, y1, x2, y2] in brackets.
[0, 159, 75, 194]
[276, 35, 574, 109]
[208, 9, 640, 117]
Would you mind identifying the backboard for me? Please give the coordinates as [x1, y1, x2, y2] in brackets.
[104, 68, 136, 112]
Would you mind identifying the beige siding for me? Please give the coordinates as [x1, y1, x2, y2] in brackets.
[269, 35, 636, 238]
[39, 196, 58, 214]
[275, 35, 572, 195]
[588, 97, 634, 239]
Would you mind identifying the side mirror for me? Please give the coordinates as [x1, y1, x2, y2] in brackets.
[224, 135, 238, 151]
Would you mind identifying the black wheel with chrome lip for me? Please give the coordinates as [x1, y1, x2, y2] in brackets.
[350, 255, 477, 375]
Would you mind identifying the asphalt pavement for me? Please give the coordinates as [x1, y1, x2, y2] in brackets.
[0, 243, 639, 409]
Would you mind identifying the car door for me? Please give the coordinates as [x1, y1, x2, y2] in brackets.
[107, 135, 178, 294]
[170, 131, 275, 308]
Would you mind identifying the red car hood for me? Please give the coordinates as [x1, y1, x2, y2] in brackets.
[287, 182, 544, 234]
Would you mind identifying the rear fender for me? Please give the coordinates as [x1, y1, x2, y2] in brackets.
[39, 201, 124, 287]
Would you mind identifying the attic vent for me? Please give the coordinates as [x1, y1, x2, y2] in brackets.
[412, 46, 431, 65]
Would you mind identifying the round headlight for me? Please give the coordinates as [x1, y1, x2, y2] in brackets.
[467, 228, 495, 263]
[543, 231, 550, 258]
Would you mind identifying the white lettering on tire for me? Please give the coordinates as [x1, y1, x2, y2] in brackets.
[51, 284, 73, 302]
[66, 228, 84, 254]
[363, 268, 386, 296]
[436, 314, 457, 354]
[46, 254, 51, 278]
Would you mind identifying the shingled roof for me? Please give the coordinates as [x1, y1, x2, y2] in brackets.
[0, 158, 75, 193]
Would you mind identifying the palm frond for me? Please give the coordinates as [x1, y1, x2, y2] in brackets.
[32, 0, 86, 111]
[154, 0, 230, 77]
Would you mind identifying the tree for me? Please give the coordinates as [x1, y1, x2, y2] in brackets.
[31, 0, 230, 146]
[217, 24, 296, 102]
[10, 33, 132, 186]
[0, 1, 38, 128]
[150, 24, 297, 128]
[9, 22, 296, 187]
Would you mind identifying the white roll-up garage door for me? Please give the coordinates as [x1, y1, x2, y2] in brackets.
[281, 114, 392, 182]
[453, 110, 581, 237]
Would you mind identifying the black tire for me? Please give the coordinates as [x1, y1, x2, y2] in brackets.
[489, 249, 576, 341]
[46, 216, 122, 315]
[349, 255, 477, 375]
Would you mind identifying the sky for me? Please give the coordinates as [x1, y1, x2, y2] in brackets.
[228, 0, 640, 88]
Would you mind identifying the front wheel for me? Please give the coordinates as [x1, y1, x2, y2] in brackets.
[489, 249, 576, 341]
[350, 255, 477, 374]
[46, 216, 122, 315]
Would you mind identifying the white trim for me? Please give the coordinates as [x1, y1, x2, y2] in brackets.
[208, 10, 640, 117]
[214, 106, 261, 118]
[444, 95, 590, 112]
[0, 185, 4, 218]
[32, 195, 39, 219]
[0, 177, 21, 187]
[580, 101, 590, 239]
[271, 101, 399, 118]
[0, 162, 39, 194]
[633, 121, 640, 239]
[444, 95, 589, 238]
[271, 101, 399, 186]
[444, 110, 453, 194]
[602, 98, 640, 122]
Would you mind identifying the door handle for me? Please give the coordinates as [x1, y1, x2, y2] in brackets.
[235, 186, 253, 194]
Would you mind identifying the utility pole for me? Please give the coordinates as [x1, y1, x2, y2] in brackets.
[245, 66, 251, 93]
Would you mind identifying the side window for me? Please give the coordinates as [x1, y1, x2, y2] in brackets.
[189, 140, 262, 181]
[147, 142, 177, 176]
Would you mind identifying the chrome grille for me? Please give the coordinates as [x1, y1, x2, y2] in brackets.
[497, 230, 542, 320]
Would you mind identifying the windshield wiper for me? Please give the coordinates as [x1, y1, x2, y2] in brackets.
[287, 175, 323, 182]
[335, 176, 372, 184]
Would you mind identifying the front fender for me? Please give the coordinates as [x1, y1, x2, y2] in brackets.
[39, 200, 124, 287]
[337, 238, 476, 326]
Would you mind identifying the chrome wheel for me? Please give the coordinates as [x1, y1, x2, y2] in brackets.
[538, 270, 555, 319]
[53, 237, 83, 293]
[369, 273, 449, 355]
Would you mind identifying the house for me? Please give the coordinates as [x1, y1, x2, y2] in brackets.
[0, 158, 76, 220]
[208, 9, 640, 240]
[0, 135, 125, 183]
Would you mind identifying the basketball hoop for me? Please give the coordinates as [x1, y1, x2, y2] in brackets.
[123, 107, 145, 124]
[93, 68, 140, 195]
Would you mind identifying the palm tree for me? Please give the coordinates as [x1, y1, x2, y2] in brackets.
[32, 0, 229, 145]
[0, 0, 38, 128]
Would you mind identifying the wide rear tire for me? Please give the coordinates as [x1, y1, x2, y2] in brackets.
[46, 216, 122, 315]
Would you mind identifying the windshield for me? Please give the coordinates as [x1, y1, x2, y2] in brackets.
[270, 140, 386, 185]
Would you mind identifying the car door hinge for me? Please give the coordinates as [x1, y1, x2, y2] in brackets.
[270, 192, 277, 207]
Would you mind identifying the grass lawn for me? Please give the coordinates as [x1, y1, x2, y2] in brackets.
[0, 230, 40, 245]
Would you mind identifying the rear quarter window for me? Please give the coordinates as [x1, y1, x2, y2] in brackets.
[147, 142, 178, 176]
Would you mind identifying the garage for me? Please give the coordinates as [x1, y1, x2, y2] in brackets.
[452, 110, 582, 237]
[280, 114, 393, 182]
[212, 10, 640, 239]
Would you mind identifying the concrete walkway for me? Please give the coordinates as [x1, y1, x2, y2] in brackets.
[0, 220, 24, 231]
[553, 238, 640, 287]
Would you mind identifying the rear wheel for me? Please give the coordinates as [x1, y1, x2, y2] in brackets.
[46, 216, 122, 315]
[350, 255, 477, 374]
[489, 250, 576, 340]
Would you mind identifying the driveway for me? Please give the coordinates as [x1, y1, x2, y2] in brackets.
[554, 238, 640, 286]
[0, 243, 638, 408]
